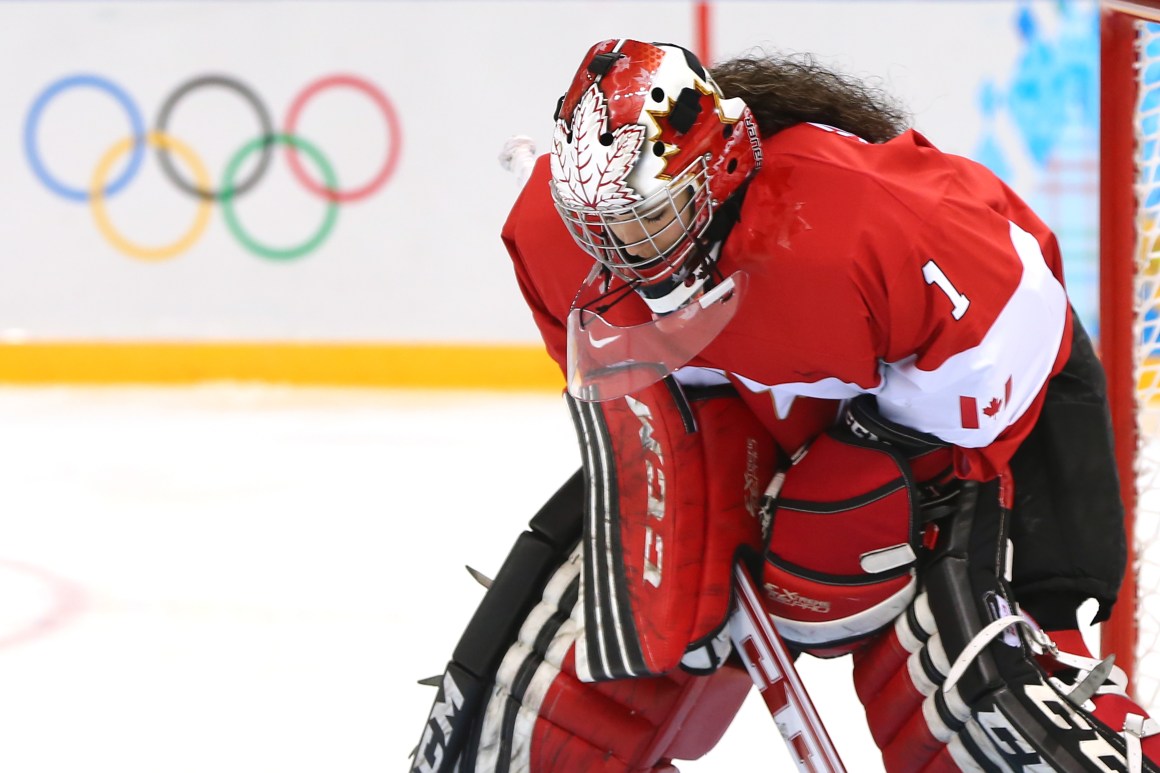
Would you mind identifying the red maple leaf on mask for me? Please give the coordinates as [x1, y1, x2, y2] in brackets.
[982, 398, 1002, 418]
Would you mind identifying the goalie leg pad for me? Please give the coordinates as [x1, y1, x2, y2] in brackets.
[469, 542, 753, 772]
[853, 593, 940, 750]
[413, 471, 585, 773]
[412, 469, 753, 772]
[852, 479, 1160, 772]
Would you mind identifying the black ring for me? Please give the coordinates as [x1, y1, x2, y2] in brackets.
[153, 74, 274, 201]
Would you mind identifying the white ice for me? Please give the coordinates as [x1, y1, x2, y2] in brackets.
[0, 385, 891, 772]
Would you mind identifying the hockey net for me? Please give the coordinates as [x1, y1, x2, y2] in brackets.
[1102, 0, 1160, 714]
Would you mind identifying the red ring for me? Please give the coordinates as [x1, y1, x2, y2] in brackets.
[0, 558, 86, 651]
[283, 74, 402, 202]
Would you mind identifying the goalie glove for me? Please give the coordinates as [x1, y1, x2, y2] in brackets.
[852, 477, 1160, 772]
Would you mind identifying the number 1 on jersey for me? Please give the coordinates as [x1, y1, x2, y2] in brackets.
[922, 260, 970, 320]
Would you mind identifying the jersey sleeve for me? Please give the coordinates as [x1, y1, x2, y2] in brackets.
[499, 156, 574, 374]
[502, 227, 568, 373]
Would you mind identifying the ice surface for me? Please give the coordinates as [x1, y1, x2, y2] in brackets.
[0, 385, 887, 771]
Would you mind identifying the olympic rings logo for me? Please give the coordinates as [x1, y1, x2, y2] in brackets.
[23, 73, 402, 261]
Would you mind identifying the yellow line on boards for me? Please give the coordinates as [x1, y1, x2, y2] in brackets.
[0, 342, 565, 391]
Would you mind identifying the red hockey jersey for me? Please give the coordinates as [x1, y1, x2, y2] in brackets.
[502, 123, 1074, 481]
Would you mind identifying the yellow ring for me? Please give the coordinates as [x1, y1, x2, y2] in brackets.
[89, 131, 213, 261]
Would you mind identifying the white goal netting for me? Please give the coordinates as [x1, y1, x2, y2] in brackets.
[1130, 18, 1160, 714]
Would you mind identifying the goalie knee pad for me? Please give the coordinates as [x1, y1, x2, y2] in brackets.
[852, 479, 1160, 772]
[410, 479, 753, 772]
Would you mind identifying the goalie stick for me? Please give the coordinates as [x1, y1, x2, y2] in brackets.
[730, 562, 847, 773]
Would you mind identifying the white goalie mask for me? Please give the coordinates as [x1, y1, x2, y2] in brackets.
[549, 38, 762, 313]
[550, 39, 761, 401]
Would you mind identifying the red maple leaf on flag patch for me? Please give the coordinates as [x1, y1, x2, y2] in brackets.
[982, 398, 1002, 418]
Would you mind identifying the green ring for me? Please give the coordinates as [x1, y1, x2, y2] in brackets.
[220, 133, 339, 260]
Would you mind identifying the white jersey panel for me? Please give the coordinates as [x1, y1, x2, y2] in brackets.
[875, 221, 1067, 447]
[732, 373, 872, 421]
[728, 221, 1065, 448]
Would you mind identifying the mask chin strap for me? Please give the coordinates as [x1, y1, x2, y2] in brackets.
[637, 243, 721, 315]
[570, 264, 637, 319]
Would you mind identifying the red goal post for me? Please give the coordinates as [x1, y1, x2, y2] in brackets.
[1101, 0, 1160, 711]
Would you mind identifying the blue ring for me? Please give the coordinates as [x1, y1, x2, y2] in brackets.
[24, 75, 145, 202]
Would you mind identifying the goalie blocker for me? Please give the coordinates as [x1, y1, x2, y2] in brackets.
[852, 475, 1160, 771]
[834, 312, 1160, 771]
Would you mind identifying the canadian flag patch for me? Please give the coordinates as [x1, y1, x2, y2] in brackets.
[960, 377, 1013, 429]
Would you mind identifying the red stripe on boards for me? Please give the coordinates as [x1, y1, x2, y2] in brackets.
[694, 2, 712, 65]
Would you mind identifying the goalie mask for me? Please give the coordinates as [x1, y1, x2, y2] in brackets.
[552, 40, 761, 402]
[550, 39, 762, 313]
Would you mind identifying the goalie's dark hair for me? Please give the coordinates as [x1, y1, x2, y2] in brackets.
[710, 51, 910, 144]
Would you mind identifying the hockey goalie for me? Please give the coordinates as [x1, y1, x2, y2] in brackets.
[411, 39, 1160, 771]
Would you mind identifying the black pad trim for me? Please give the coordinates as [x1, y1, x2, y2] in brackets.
[662, 375, 697, 433]
[776, 477, 907, 514]
[764, 552, 912, 586]
[412, 662, 487, 773]
[529, 468, 585, 550]
[453, 531, 561, 675]
[846, 394, 947, 455]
